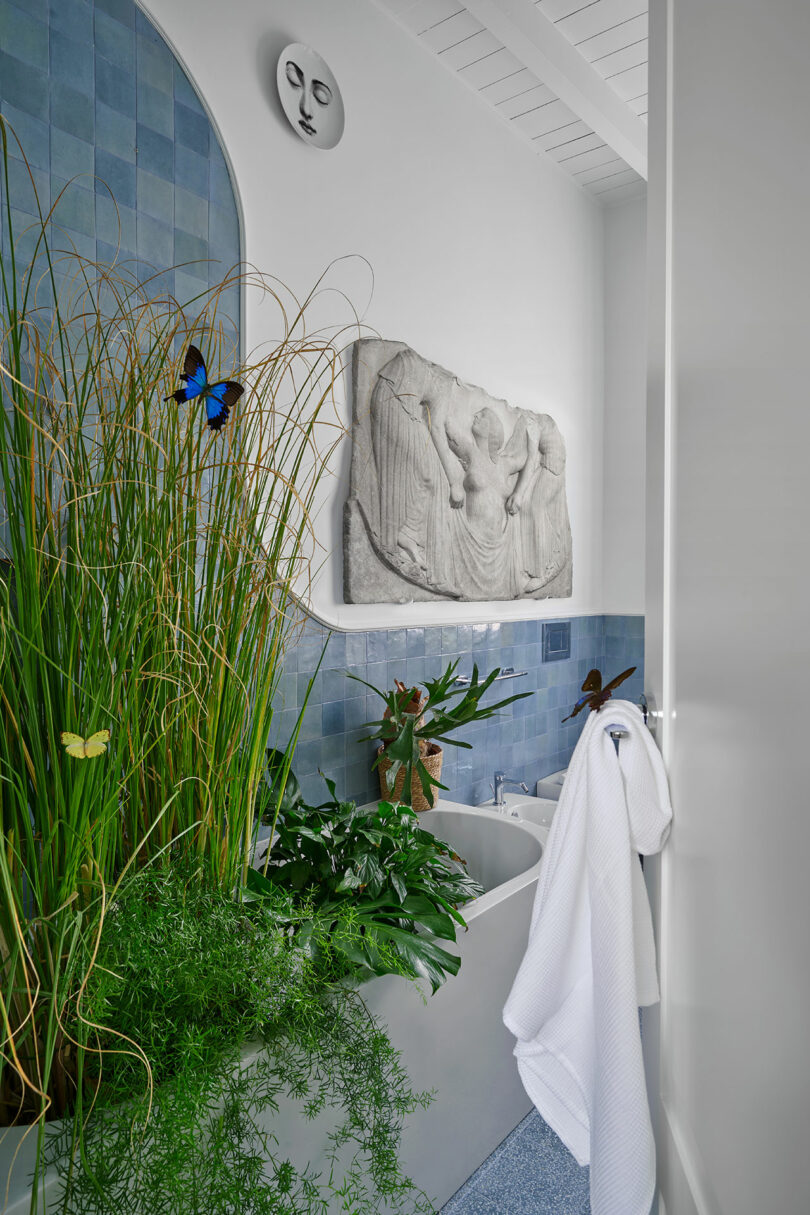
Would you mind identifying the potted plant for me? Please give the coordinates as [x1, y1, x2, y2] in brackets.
[351, 661, 532, 810]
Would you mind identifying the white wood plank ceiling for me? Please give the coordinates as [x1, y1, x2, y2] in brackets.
[377, 0, 648, 204]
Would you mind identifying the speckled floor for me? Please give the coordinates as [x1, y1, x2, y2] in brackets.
[440, 1109, 590, 1215]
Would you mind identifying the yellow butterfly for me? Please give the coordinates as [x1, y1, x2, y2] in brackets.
[60, 730, 111, 759]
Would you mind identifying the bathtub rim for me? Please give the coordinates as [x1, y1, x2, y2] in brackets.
[355, 798, 548, 922]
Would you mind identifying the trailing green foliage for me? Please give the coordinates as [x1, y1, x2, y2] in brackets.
[351, 660, 532, 806]
[41, 866, 435, 1215]
[256, 777, 484, 993]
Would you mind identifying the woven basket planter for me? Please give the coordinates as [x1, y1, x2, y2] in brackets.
[377, 744, 443, 811]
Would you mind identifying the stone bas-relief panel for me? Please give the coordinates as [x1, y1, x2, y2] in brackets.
[344, 340, 572, 603]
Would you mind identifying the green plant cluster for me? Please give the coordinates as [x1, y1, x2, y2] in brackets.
[254, 776, 484, 993]
[43, 866, 434, 1215]
[0, 124, 441, 1215]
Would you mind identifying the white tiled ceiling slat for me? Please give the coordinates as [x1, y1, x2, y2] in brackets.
[376, 0, 647, 203]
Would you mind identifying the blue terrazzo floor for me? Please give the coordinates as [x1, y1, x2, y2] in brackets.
[441, 1110, 590, 1214]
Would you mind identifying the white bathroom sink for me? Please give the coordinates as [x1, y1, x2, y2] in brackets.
[476, 791, 558, 835]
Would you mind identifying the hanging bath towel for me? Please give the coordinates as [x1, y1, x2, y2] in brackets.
[502, 700, 672, 1215]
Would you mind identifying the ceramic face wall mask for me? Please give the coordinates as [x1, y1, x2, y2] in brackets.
[276, 43, 345, 150]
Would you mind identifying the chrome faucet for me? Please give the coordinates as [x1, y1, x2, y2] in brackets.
[493, 770, 529, 809]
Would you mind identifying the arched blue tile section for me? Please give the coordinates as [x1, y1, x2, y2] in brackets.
[0, 0, 240, 332]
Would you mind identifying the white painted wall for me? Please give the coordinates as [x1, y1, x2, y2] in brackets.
[141, 0, 609, 629]
[648, 2, 810, 1213]
[603, 196, 646, 615]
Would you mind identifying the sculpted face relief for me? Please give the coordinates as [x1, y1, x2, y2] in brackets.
[276, 44, 345, 150]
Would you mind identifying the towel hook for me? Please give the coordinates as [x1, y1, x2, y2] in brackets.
[605, 725, 629, 756]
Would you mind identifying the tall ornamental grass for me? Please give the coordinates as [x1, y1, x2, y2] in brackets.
[0, 120, 347, 1138]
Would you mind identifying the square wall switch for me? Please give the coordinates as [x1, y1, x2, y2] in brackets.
[542, 620, 571, 662]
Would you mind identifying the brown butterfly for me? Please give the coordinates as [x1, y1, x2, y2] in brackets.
[562, 666, 637, 722]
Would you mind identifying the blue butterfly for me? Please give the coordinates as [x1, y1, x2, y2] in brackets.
[164, 344, 244, 432]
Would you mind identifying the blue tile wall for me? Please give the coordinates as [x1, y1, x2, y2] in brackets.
[0, 0, 240, 332]
[268, 615, 645, 809]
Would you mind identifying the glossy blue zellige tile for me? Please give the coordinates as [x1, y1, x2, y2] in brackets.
[174, 186, 208, 241]
[136, 168, 173, 224]
[0, 3, 49, 72]
[173, 62, 203, 112]
[94, 10, 135, 73]
[137, 80, 173, 138]
[50, 29, 93, 92]
[51, 81, 95, 142]
[50, 128, 94, 182]
[95, 192, 136, 249]
[174, 102, 209, 157]
[95, 148, 136, 209]
[0, 53, 49, 122]
[94, 57, 135, 119]
[1, 103, 49, 170]
[175, 144, 208, 199]
[95, 101, 135, 159]
[136, 124, 173, 181]
[137, 212, 173, 268]
[49, 0, 91, 39]
[94, 0, 136, 30]
[137, 36, 173, 94]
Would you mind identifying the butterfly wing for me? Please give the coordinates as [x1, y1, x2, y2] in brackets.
[602, 665, 637, 694]
[581, 669, 603, 694]
[561, 693, 591, 722]
[204, 380, 244, 432]
[61, 729, 110, 758]
[61, 731, 86, 758]
[164, 345, 208, 404]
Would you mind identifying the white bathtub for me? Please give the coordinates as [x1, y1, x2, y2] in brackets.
[1, 803, 547, 1214]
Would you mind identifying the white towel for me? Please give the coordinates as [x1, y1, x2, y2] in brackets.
[502, 700, 672, 1215]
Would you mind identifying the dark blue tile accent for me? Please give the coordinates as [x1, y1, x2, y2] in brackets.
[51, 81, 94, 142]
[95, 56, 135, 118]
[0, 3, 49, 71]
[1, 53, 49, 120]
[543, 619, 571, 662]
[136, 123, 173, 180]
[95, 148, 135, 209]
[94, 10, 134, 72]
[174, 101, 208, 156]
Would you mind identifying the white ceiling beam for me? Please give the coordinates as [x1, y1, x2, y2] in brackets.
[461, 0, 647, 179]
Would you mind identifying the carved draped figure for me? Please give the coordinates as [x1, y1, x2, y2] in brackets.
[369, 349, 531, 600]
[370, 349, 459, 596]
[519, 413, 571, 588]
